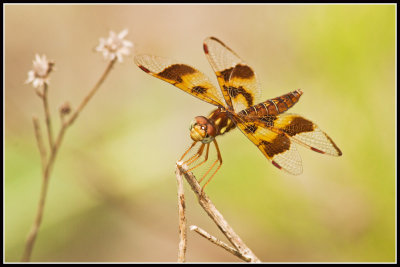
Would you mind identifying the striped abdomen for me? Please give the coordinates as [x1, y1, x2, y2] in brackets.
[238, 89, 303, 117]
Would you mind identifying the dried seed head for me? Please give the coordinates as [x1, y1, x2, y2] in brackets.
[59, 101, 71, 116]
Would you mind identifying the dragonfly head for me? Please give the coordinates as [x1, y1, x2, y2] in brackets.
[189, 116, 216, 144]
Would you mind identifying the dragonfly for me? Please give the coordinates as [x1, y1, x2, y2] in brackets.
[134, 37, 342, 190]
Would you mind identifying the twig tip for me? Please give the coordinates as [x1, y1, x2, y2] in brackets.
[176, 161, 189, 170]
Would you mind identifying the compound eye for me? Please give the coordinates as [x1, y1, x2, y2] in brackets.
[189, 119, 197, 131]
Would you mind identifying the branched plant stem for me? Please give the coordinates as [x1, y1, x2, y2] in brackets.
[32, 117, 47, 171]
[21, 59, 116, 262]
[42, 84, 54, 149]
[176, 163, 261, 263]
[189, 225, 251, 262]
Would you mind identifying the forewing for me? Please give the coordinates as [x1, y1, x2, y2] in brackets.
[134, 54, 225, 106]
[265, 114, 342, 156]
[235, 117, 303, 175]
[203, 37, 261, 112]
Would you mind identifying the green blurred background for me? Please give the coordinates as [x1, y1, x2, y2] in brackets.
[5, 4, 395, 262]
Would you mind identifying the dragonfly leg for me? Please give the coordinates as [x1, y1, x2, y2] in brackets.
[200, 139, 223, 192]
[183, 143, 205, 166]
[179, 141, 197, 162]
[188, 143, 210, 172]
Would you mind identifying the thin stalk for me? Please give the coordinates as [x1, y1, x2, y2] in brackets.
[21, 59, 116, 262]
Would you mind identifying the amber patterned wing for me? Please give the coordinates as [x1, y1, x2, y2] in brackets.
[234, 117, 303, 174]
[267, 114, 343, 156]
[234, 112, 342, 174]
[203, 37, 261, 113]
[134, 54, 225, 107]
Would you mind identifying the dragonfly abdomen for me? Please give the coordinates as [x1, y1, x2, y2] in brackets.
[239, 89, 303, 117]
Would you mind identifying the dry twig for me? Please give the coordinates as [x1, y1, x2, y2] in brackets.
[175, 167, 187, 262]
[176, 162, 261, 263]
[189, 225, 251, 262]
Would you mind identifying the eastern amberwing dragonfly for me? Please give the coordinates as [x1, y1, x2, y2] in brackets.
[134, 37, 342, 190]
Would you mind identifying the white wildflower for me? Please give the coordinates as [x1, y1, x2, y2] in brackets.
[96, 29, 133, 62]
[26, 54, 55, 88]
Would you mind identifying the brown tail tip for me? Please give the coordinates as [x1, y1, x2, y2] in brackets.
[139, 65, 150, 73]
[203, 43, 209, 54]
